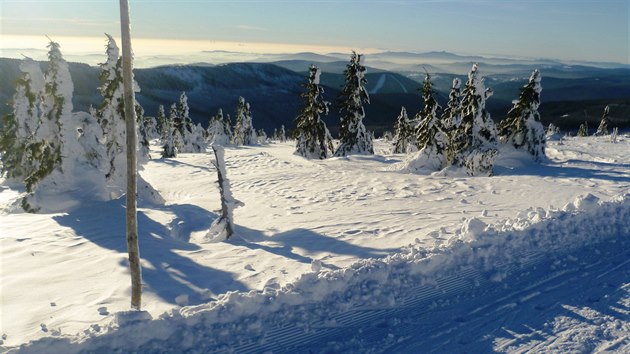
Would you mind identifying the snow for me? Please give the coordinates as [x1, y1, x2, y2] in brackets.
[1, 135, 629, 352]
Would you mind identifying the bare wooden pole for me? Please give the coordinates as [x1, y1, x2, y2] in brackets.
[119, 0, 142, 310]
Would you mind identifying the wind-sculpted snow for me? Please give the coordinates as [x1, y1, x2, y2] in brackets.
[9, 192, 630, 354]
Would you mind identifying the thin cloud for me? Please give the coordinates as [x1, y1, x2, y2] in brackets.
[234, 24, 269, 31]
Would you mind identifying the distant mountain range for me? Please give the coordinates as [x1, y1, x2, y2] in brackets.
[1, 50, 629, 135]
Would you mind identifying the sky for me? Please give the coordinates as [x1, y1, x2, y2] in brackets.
[0, 0, 628, 66]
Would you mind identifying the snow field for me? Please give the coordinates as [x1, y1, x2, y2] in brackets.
[1, 135, 629, 352]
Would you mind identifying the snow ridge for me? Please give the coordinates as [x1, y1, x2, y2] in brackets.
[9, 192, 630, 353]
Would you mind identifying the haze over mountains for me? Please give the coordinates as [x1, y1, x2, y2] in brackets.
[1, 50, 629, 135]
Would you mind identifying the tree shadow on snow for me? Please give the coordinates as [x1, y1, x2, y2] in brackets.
[230, 227, 397, 269]
[53, 198, 248, 306]
[495, 159, 630, 183]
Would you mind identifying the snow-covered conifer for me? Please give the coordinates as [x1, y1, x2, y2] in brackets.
[392, 106, 417, 153]
[294, 65, 335, 159]
[279, 125, 286, 142]
[207, 109, 230, 146]
[335, 52, 373, 156]
[441, 78, 462, 131]
[143, 116, 159, 140]
[594, 105, 610, 136]
[415, 73, 448, 167]
[497, 69, 545, 161]
[233, 96, 257, 145]
[94, 34, 144, 187]
[577, 122, 588, 137]
[174, 92, 202, 153]
[161, 115, 177, 158]
[156, 104, 167, 136]
[448, 64, 498, 176]
[136, 104, 151, 160]
[25, 40, 77, 195]
[0, 57, 44, 181]
[257, 129, 269, 144]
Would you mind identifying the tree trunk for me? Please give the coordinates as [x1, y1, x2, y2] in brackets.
[212, 146, 234, 239]
[119, 0, 142, 310]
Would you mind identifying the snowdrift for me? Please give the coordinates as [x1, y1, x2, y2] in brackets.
[8, 191, 630, 354]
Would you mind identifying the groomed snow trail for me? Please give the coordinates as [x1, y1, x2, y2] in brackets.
[9, 193, 630, 354]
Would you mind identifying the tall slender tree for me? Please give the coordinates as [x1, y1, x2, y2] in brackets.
[233, 96, 257, 145]
[0, 57, 44, 181]
[294, 65, 335, 159]
[448, 64, 498, 176]
[594, 105, 610, 136]
[335, 51, 373, 156]
[415, 73, 447, 164]
[392, 106, 417, 153]
[497, 69, 545, 161]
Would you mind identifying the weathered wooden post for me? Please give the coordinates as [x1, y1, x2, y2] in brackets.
[119, 0, 142, 310]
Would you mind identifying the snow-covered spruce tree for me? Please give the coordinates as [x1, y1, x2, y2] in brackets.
[335, 51, 373, 156]
[223, 113, 233, 143]
[577, 121, 588, 137]
[294, 65, 335, 159]
[0, 57, 44, 182]
[24, 41, 78, 196]
[95, 33, 149, 188]
[233, 96, 257, 146]
[207, 109, 231, 146]
[22, 40, 110, 212]
[190, 123, 207, 152]
[497, 69, 545, 161]
[143, 115, 159, 140]
[161, 112, 177, 158]
[136, 104, 151, 160]
[155, 104, 167, 136]
[441, 77, 462, 132]
[415, 73, 448, 166]
[257, 129, 269, 144]
[448, 64, 498, 176]
[594, 105, 610, 136]
[279, 125, 286, 142]
[392, 106, 417, 153]
[174, 92, 203, 153]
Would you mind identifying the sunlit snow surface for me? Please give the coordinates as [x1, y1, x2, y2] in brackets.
[1, 136, 629, 353]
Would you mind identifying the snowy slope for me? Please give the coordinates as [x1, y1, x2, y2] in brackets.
[1, 136, 629, 353]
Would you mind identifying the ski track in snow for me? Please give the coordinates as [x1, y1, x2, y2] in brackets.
[1, 136, 630, 352]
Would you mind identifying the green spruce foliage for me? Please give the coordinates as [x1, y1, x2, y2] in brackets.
[335, 51, 373, 156]
[448, 64, 498, 176]
[294, 65, 335, 159]
[594, 106, 610, 136]
[392, 106, 417, 153]
[497, 69, 546, 161]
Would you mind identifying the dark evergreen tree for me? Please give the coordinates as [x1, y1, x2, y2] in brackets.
[392, 106, 417, 153]
[161, 115, 177, 158]
[594, 105, 610, 136]
[155, 104, 167, 135]
[335, 51, 373, 156]
[233, 96, 257, 145]
[0, 57, 43, 181]
[207, 109, 230, 145]
[294, 65, 335, 159]
[448, 64, 498, 176]
[415, 73, 446, 154]
[441, 77, 462, 131]
[497, 69, 545, 161]
[577, 121, 588, 137]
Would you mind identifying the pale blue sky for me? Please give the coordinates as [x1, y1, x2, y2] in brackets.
[1, 0, 628, 63]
